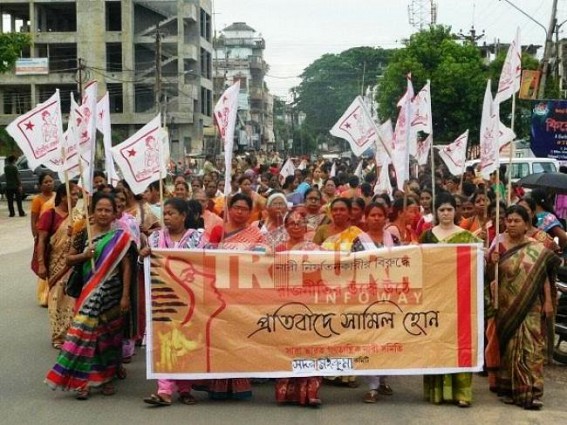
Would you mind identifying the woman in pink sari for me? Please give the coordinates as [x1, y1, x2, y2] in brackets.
[274, 211, 322, 407]
[142, 198, 204, 406]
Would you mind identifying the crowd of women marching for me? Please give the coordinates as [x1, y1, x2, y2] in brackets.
[31, 153, 564, 411]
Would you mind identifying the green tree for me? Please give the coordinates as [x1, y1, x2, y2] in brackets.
[294, 46, 394, 139]
[0, 33, 30, 74]
[378, 25, 487, 143]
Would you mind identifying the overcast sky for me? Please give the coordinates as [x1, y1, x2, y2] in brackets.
[214, 0, 564, 99]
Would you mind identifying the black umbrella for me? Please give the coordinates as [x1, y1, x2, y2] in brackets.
[516, 172, 567, 194]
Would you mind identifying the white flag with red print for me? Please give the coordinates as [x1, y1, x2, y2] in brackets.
[409, 81, 433, 159]
[96, 92, 120, 186]
[75, 81, 98, 193]
[377, 119, 394, 158]
[279, 158, 295, 179]
[499, 121, 516, 151]
[374, 150, 392, 196]
[495, 28, 521, 104]
[57, 94, 82, 181]
[438, 130, 469, 176]
[330, 96, 379, 157]
[479, 81, 500, 179]
[415, 134, 432, 166]
[214, 81, 240, 196]
[392, 75, 414, 190]
[6, 90, 63, 171]
[111, 115, 165, 195]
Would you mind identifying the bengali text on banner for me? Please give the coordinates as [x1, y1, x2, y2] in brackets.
[145, 244, 484, 379]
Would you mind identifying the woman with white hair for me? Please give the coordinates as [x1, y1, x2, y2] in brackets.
[251, 192, 290, 249]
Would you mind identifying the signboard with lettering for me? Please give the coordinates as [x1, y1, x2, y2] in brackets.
[15, 58, 49, 75]
[531, 100, 567, 162]
[145, 244, 484, 379]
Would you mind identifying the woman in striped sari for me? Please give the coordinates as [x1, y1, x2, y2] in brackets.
[45, 193, 133, 400]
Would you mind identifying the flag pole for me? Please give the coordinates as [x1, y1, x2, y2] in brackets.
[429, 136, 435, 204]
[494, 167, 500, 310]
[77, 158, 95, 272]
[61, 147, 73, 227]
[506, 93, 516, 205]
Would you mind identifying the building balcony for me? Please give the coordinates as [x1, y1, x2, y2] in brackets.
[249, 55, 265, 70]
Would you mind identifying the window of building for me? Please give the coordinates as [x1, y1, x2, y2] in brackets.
[200, 48, 211, 79]
[38, 84, 75, 111]
[35, 44, 77, 72]
[2, 85, 31, 115]
[105, 1, 122, 31]
[134, 84, 154, 113]
[35, 2, 77, 32]
[107, 83, 123, 113]
[200, 87, 212, 117]
[106, 43, 122, 72]
[200, 9, 211, 41]
[233, 76, 247, 90]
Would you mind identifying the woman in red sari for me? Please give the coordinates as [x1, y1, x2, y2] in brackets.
[203, 193, 267, 400]
[274, 211, 322, 407]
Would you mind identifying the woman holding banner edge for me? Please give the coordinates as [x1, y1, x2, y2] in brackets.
[420, 193, 480, 408]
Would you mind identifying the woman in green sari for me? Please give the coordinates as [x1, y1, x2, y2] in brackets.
[420, 193, 480, 408]
[486, 205, 559, 410]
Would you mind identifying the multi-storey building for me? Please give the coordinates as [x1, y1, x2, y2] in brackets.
[212, 22, 274, 153]
[0, 0, 214, 159]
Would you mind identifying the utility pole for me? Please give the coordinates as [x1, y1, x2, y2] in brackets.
[457, 26, 485, 46]
[76, 58, 85, 100]
[155, 24, 162, 116]
[539, 0, 558, 99]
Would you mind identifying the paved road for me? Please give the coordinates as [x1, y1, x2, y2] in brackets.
[0, 199, 566, 425]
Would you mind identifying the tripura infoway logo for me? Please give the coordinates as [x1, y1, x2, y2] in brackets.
[533, 102, 549, 117]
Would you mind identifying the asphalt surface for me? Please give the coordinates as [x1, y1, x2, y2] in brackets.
[0, 199, 566, 425]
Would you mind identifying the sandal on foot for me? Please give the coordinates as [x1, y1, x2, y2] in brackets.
[308, 398, 322, 408]
[457, 400, 471, 408]
[179, 393, 197, 405]
[377, 383, 393, 396]
[52, 342, 62, 350]
[525, 399, 543, 410]
[143, 394, 172, 406]
[363, 390, 379, 403]
[76, 389, 89, 400]
[116, 366, 127, 380]
[500, 396, 515, 405]
[101, 384, 116, 396]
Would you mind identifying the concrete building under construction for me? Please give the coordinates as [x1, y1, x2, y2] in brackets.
[0, 0, 214, 159]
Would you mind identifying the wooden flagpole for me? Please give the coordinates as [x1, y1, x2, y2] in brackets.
[506, 93, 516, 205]
[77, 157, 95, 272]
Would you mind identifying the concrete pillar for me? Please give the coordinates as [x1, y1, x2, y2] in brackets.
[76, 0, 105, 96]
[121, 0, 135, 116]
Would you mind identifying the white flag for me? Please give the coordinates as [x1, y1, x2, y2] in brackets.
[111, 115, 164, 195]
[354, 159, 364, 179]
[6, 90, 63, 170]
[415, 134, 432, 166]
[280, 158, 295, 179]
[214, 81, 240, 196]
[77, 81, 98, 193]
[57, 94, 82, 182]
[495, 28, 521, 104]
[297, 159, 307, 170]
[438, 130, 469, 176]
[329, 162, 337, 178]
[374, 151, 392, 196]
[479, 81, 500, 179]
[96, 92, 120, 186]
[392, 76, 414, 190]
[499, 121, 516, 151]
[409, 81, 433, 158]
[376, 119, 394, 158]
[330, 96, 382, 157]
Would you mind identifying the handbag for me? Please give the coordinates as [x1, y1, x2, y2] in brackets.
[65, 265, 84, 298]
[31, 209, 56, 277]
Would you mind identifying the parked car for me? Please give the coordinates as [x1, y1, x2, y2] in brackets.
[0, 156, 61, 198]
[465, 157, 559, 183]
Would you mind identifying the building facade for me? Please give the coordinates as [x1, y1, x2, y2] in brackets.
[211, 22, 274, 153]
[0, 0, 214, 159]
